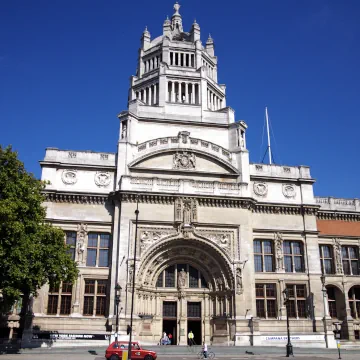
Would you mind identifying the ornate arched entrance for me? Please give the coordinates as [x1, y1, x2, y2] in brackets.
[132, 234, 235, 345]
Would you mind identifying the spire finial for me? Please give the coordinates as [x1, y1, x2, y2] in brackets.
[173, 2, 180, 15]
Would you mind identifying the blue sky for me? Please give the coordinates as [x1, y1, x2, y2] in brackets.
[1, 0, 359, 198]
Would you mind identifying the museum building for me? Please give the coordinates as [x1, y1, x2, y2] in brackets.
[4, 3, 360, 348]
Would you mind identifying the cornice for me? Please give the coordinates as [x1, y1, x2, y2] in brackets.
[39, 161, 116, 171]
[250, 175, 315, 184]
[44, 191, 109, 205]
[317, 211, 360, 222]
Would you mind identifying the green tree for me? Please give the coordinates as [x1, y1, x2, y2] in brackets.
[0, 145, 78, 336]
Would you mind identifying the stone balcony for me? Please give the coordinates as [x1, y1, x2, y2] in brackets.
[250, 163, 312, 180]
[120, 176, 248, 197]
[315, 197, 360, 212]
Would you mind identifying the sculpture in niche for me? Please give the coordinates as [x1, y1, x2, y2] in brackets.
[274, 232, 284, 271]
[235, 261, 247, 295]
[77, 223, 87, 265]
[175, 198, 182, 221]
[183, 200, 192, 225]
[128, 264, 134, 284]
[121, 121, 127, 139]
[253, 182, 268, 197]
[282, 184, 296, 198]
[333, 238, 343, 274]
[173, 151, 196, 170]
[61, 169, 77, 185]
[178, 268, 187, 289]
[94, 171, 111, 187]
[175, 198, 198, 225]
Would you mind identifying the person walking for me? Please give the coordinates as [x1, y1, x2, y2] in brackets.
[202, 342, 208, 358]
[188, 330, 194, 346]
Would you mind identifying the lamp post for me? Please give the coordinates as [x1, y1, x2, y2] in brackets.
[320, 274, 329, 348]
[128, 197, 139, 360]
[283, 288, 293, 357]
[115, 283, 121, 343]
[333, 322, 342, 359]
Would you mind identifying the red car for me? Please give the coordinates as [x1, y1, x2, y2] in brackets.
[105, 341, 157, 360]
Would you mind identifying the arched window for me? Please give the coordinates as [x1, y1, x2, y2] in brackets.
[156, 264, 207, 289]
[348, 286, 360, 319]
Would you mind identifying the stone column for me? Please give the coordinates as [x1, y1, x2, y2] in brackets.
[191, 84, 195, 104]
[148, 86, 152, 105]
[185, 82, 189, 103]
[71, 274, 82, 316]
[171, 82, 175, 102]
[153, 84, 157, 105]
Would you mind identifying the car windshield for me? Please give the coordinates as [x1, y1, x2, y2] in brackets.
[112, 343, 140, 350]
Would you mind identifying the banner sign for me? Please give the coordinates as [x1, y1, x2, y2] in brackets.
[262, 335, 324, 342]
[33, 332, 110, 340]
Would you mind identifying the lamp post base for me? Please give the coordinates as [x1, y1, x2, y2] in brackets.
[286, 343, 293, 357]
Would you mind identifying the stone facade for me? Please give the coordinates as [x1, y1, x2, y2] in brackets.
[4, 2, 359, 348]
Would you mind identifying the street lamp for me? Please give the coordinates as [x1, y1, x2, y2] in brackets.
[128, 197, 140, 360]
[320, 274, 329, 348]
[282, 288, 294, 357]
[333, 322, 342, 359]
[115, 283, 122, 343]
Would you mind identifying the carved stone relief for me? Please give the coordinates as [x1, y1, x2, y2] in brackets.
[274, 232, 284, 271]
[253, 182, 268, 197]
[61, 169, 77, 185]
[174, 198, 198, 224]
[282, 184, 296, 198]
[178, 131, 190, 144]
[198, 230, 232, 255]
[173, 151, 196, 170]
[139, 228, 176, 253]
[77, 223, 87, 265]
[333, 238, 343, 274]
[94, 171, 111, 187]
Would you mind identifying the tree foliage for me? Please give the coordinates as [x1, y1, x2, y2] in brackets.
[0, 145, 78, 313]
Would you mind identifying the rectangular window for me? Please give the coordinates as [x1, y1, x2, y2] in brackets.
[83, 279, 107, 316]
[284, 241, 304, 273]
[319, 245, 334, 274]
[253, 240, 274, 272]
[255, 283, 277, 318]
[47, 282, 72, 315]
[66, 232, 77, 260]
[342, 246, 359, 275]
[86, 233, 110, 267]
[348, 287, 360, 319]
[163, 301, 177, 318]
[286, 284, 307, 318]
[327, 287, 337, 318]
[187, 302, 201, 318]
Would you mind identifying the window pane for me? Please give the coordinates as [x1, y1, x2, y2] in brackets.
[47, 295, 58, 315]
[189, 266, 198, 288]
[256, 300, 265, 318]
[322, 245, 331, 258]
[267, 300, 276, 318]
[343, 261, 350, 275]
[293, 242, 302, 255]
[283, 241, 291, 254]
[266, 284, 276, 297]
[328, 301, 337, 318]
[100, 234, 110, 248]
[62, 282, 72, 293]
[49, 283, 60, 293]
[187, 302, 201, 318]
[297, 300, 306, 318]
[60, 295, 72, 315]
[349, 301, 356, 319]
[87, 248, 97, 267]
[254, 241, 261, 253]
[341, 247, 348, 259]
[88, 233, 98, 247]
[66, 232, 76, 246]
[288, 300, 296, 317]
[255, 284, 264, 297]
[264, 255, 274, 272]
[296, 285, 306, 298]
[96, 297, 106, 316]
[99, 249, 109, 267]
[324, 259, 333, 274]
[68, 247, 75, 261]
[294, 256, 303, 272]
[97, 280, 107, 295]
[286, 285, 295, 298]
[349, 247, 357, 259]
[327, 287, 336, 300]
[254, 255, 263, 272]
[83, 296, 94, 315]
[284, 256, 292, 272]
[351, 260, 359, 275]
[156, 272, 163, 287]
[85, 280, 95, 294]
[163, 301, 177, 317]
[263, 241, 272, 254]
[201, 274, 207, 288]
[165, 265, 175, 287]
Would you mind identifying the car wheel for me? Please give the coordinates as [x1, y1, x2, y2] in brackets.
[144, 355, 153, 360]
[110, 355, 120, 360]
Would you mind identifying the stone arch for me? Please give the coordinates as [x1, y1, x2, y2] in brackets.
[137, 236, 234, 292]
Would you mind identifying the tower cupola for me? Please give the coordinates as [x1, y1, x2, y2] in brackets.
[171, 2, 183, 33]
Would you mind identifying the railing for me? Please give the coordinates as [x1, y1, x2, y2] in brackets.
[250, 163, 311, 179]
[315, 197, 359, 212]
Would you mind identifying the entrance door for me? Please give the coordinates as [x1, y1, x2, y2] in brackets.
[162, 301, 177, 345]
[187, 302, 202, 345]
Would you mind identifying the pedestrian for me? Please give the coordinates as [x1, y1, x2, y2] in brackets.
[188, 330, 194, 346]
[202, 342, 208, 358]
[162, 332, 168, 345]
[168, 333, 172, 345]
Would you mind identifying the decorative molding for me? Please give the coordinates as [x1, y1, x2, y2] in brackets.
[173, 151, 196, 170]
[282, 184, 296, 198]
[317, 211, 360, 222]
[44, 192, 107, 205]
[61, 169, 77, 185]
[253, 182, 268, 197]
[94, 171, 111, 187]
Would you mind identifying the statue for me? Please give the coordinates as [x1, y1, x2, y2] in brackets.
[183, 201, 191, 225]
[274, 232, 284, 271]
[77, 224, 87, 265]
[178, 268, 187, 289]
